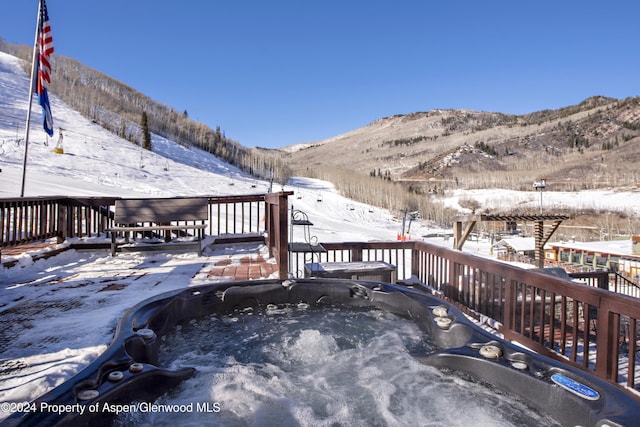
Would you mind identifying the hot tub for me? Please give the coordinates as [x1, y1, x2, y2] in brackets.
[3, 278, 639, 426]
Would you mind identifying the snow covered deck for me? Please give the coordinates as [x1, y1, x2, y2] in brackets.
[0, 240, 279, 421]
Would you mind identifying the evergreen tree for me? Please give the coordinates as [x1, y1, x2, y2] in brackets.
[141, 111, 152, 150]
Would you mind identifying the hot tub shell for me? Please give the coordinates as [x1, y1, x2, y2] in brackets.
[2, 278, 639, 426]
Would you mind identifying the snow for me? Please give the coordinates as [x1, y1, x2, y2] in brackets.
[0, 50, 638, 422]
[551, 239, 635, 257]
[493, 237, 535, 253]
[444, 188, 640, 216]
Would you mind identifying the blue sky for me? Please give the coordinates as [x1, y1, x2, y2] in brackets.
[2, 1, 639, 149]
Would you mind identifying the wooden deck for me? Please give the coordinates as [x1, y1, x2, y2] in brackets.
[1, 241, 65, 268]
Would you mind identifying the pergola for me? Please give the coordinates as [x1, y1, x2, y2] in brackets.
[452, 213, 570, 268]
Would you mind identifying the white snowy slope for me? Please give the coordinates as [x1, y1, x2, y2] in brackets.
[0, 51, 255, 198]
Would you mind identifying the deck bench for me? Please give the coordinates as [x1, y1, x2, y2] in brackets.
[107, 197, 208, 256]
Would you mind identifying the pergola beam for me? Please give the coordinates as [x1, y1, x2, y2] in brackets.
[452, 213, 569, 268]
[533, 219, 564, 268]
[453, 220, 477, 251]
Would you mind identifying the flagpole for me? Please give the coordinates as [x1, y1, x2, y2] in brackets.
[20, 0, 43, 198]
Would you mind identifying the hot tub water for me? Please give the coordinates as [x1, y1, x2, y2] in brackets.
[116, 304, 560, 427]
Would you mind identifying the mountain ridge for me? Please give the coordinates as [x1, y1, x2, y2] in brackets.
[284, 96, 640, 192]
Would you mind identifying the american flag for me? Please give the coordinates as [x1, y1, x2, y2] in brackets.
[36, 0, 54, 136]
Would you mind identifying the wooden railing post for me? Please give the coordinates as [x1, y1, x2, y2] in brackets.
[503, 277, 515, 335]
[448, 260, 458, 301]
[595, 298, 615, 380]
[57, 200, 68, 243]
[410, 242, 420, 278]
[351, 247, 362, 262]
[265, 191, 293, 279]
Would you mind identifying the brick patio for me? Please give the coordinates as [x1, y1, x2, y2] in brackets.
[205, 255, 278, 280]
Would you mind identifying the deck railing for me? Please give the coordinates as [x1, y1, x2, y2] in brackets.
[610, 271, 640, 299]
[2, 194, 639, 399]
[1, 196, 65, 246]
[1, 194, 291, 273]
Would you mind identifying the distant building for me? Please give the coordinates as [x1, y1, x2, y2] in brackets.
[492, 237, 537, 264]
[547, 238, 640, 278]
[493, 237, 535, 256]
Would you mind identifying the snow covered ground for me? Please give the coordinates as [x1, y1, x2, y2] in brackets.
[0, 50, 638, 422]
[445, 187, 640, 217]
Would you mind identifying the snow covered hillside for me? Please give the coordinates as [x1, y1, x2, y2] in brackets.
[0, 51, 255, 198]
